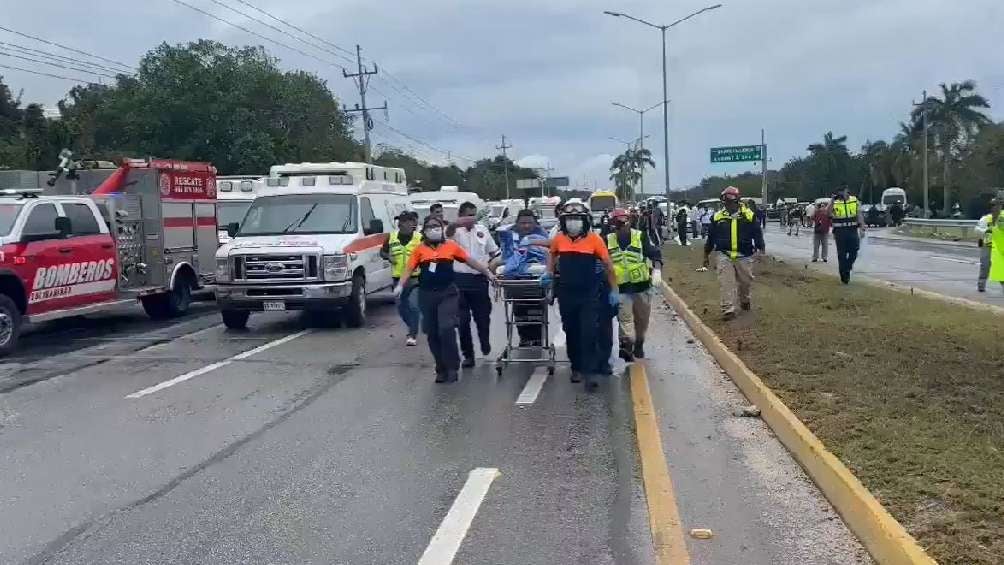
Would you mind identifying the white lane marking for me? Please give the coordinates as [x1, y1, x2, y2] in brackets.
[125, 330, 311, 399]
[418, 467, 499, 565]
[930, 255, 976, 265]
[515, 369, 548, 406]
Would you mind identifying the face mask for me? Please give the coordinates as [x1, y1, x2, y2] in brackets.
[424, 227, 443, 242]
[564, 219, 584, 235]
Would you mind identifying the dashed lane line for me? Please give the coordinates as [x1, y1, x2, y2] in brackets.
[515, 368, 548, 406]
[124, 330, 312, 399]
[417, 467, 499, 565]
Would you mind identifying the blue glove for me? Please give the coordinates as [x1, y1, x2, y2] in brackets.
[539, 272, 553, 287]
[608, 290, 620, 308]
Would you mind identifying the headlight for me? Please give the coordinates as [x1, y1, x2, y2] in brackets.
[215, 258, 230, 282]
[322, 254, 349, 281]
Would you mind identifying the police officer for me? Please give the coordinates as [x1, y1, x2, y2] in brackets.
[546, 203, 619, 390]
[976, 198, 1003, 293]
[830, 184, 865, 284]
[380, 212, 421, 345]
[607, 209, 662, 359]
[395, 217, 496, 383]
[703, 187, 765, 320]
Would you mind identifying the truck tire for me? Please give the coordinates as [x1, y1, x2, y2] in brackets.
[0, 294, 21, 357]
[142, 274, 193, 319]
[221, 309, 250, 330]
[343, 273, 366, 328]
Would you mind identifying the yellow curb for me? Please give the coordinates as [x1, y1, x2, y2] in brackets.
[659, 281, 937, 565]
[629, 362, 691, 565]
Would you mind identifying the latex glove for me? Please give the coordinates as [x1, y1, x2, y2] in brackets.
[392, 284, 403, 298]
[486, 272, 498, 286]
[539, 272, 553, 287]
[608, 290, 620, 308]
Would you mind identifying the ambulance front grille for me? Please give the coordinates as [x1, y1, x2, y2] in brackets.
[233, 254, 319, 282]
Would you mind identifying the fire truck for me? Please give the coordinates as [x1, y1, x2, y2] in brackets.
[0, 156, 218, 356]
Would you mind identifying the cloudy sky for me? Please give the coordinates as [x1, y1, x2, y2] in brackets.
[4, 0, 1004, 192]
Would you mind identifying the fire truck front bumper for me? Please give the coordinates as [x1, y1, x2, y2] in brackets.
[215, 282, 353, 311]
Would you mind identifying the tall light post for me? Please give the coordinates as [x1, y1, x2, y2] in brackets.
[609, 135, 650, 150]
[612, 101, 662, 195]
[603, 4, 723, 197]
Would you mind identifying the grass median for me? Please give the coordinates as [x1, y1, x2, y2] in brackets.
[663, 244, 1003, 565]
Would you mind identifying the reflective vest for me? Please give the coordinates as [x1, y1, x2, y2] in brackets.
[831, 196, 859, 228]
[712, 206, 756, 260]
[606, 230, 650, 285]
[388, 231, 421, 278]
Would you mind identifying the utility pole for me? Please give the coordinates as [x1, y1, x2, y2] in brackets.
[761, 129, 768, 203]
[497, 134, 512, 199]
[913, 90, 929, 217]
[343, 44, 386, 163]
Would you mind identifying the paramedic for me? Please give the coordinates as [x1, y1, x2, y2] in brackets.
[451, 202, 500, 367]
[380, 211, 421, 346]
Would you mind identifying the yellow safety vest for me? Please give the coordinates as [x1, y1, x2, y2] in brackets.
[712, 207, 756, 260]
[831, 196, 859, 228]
[991, 214, 1004, 282]
[607, 230, 651, 285]
[388, 231, 421, 278]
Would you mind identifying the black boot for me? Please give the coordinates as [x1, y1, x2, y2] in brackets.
[632, 340, 645, 359]
[461, 356, 476, 368]
[570, 371, 582, 383]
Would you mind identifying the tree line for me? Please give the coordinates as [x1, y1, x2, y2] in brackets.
[0, 40, 541, 201]
[684, 80, 1002, 218]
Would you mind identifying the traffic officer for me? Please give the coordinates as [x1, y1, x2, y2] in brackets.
[546, 202, 620, 390]
[451, 201, 499, 367]
[380, 212, 421, 345]
[703, 187, 765, 320]
[395, 216, 496, 383]
[830, 184, 865, 284]
[607, 209, 662, 360]
[976, 198, 1003, 293]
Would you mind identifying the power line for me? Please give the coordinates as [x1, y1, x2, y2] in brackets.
[0, 25, 132, 73]
[372, 121, 474, 163]
[0, 62, 93, 84]
[0, 50, 119, 80]
[0, 41, 129, 76]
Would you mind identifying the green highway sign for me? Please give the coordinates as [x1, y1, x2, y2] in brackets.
[710, 145, 763, 163]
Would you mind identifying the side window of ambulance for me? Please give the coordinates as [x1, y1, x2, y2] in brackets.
[62, 203, 101, 236]
[360, 197, 375, 227]
[22, 204, 59, 237]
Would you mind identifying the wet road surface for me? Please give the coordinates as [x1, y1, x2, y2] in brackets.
[1, 291, 867, 564]
[759, 223, 1003, 306]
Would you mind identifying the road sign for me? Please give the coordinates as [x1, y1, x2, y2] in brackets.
[515, 178, 541, 189]
[710, 145, 762, 163]
[546, 176, 569, 187]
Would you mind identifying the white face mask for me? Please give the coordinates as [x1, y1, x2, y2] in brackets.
[564, 219, 584, 235]
[424, 227, 443, 242]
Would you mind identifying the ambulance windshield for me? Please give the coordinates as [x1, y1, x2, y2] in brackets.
[0, 204, 23, 236]
[237, 194, 357, 236]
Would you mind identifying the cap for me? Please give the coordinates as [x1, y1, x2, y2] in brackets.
[721, 186, 740, 201]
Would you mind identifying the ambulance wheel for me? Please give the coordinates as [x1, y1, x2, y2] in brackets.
[343, 273, 366, 328]
[0, 294, 21, 357]
[221, 309, 250, 330]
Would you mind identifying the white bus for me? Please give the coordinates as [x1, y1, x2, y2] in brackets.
[880, 187, 907, 209]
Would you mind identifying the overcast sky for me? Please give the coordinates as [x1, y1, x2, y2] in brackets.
[5, 0, 1004, 192]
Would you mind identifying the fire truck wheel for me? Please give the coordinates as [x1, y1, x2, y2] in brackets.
[0, 294, 21, 357]
[221, 309, 250, 330]
[343, 272, 366, 328]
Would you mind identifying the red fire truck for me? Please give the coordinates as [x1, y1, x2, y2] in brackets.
[0, 157, 218, 356]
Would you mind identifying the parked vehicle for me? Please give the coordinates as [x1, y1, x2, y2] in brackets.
[410, 186, 484, 222]
[485, 199, 522, 230]
[881, 187, 907, 209]
[0, 156, 219, 355]
[588, 191, 617, 224]
[216, 175, 263, 245]
[214, 162, 408, 329]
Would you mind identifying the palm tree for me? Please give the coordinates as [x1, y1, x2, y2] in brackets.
[911, 80, 992, 211]
[609, 147, 655, 201]
[806, 131, 850, 195]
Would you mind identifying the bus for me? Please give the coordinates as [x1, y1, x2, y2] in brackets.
[589, 191, 618, 214]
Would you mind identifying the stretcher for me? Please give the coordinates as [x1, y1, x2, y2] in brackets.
[494, 267, 557, 376]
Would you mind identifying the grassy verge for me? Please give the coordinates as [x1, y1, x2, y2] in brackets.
[895, 224, 976, 243]
[663, 245, 1003, 565]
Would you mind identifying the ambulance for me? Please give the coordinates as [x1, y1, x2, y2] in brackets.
[216, 175, 263, 245]
[214, 162, 408, 329]
[0, 155, 219, 356]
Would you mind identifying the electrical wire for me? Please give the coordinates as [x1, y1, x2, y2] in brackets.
[0, 62, 94, 84]
[0, 41, 130, 76]
[0, 24, 132, 73]
[372, 120, 475, 163]
[0, 49, 119, 80]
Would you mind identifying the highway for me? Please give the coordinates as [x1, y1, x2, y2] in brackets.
[1, 293, 868, 564]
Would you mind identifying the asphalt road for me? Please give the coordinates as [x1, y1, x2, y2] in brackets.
[0, 291, 868, 564]
[760, 223, 1003, 306]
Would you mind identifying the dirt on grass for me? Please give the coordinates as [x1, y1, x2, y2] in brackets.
[663, 245, 1004, 565]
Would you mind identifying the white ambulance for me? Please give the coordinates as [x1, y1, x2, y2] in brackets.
[214, 162, 408, 329]
[215, 175, 263, 245]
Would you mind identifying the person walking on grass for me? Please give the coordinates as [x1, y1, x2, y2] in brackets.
[812, 201, 831, 263]
[830, 184, 866, 284]
[703, 186, 765, 320]
[976, 197, 1004, 293]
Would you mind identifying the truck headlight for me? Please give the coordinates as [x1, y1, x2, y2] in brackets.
[216, 258, 230, 282]
[322, 254, 348, 281]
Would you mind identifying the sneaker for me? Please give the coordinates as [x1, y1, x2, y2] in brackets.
[619, 347, 635, 362]
[444, 370, 459, 383]
[722, 310, 736, 320]
[435, 371, 447, 383]
[461, 357, 476, 368]
[570, 371, 582, 383]
[978, 287, 986, 293]
[584, 374, 599, 391]
[823, 258, 828, 263]
[740, 301, 751, 311]
[812, 258, 818, 263]
[406, 336, 418, 346]
[481, 345, 491, 356]
[632, 341, 645, 359]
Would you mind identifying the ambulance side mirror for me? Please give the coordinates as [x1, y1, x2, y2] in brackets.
[226, 222, 240, 238]
[364, 219, 384, 235]
[54, 216, 72, 237]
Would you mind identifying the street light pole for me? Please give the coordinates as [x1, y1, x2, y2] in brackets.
[604, 4, 723, 197]
[612, 101, 661, 196]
